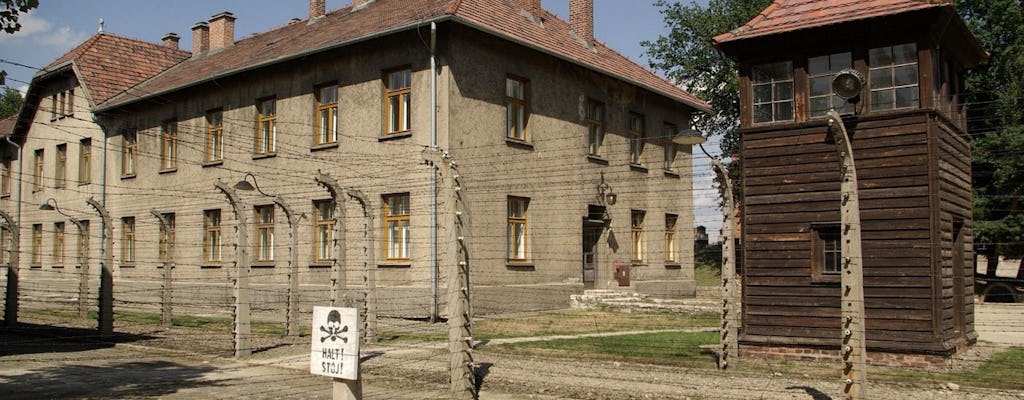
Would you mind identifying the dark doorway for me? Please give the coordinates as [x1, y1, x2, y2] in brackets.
[583, 206, 606, 289]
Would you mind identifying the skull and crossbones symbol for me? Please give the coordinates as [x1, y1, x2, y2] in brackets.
[320, 310, 348, 343]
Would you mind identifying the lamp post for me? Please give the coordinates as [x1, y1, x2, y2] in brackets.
[235, 173, 303, 336]
[216, 180, 250, 358]
[40, 199, 91, 320]
[673, 129, 739, 370]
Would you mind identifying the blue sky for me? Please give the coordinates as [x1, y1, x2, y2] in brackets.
[0, 0, 724, 240]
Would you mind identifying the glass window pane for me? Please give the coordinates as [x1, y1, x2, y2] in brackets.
[774, 82, 793, 100]
[775, 101, 793, 121]
[869, 47, 892, 66]
[808, 55, 829, 75]
[752, 84, 771, 103]
[809, 97, 829, 117]
[893, 43, 917, 64]
[870, 68, 892, 88]
[809, 77, 831, 97]
[894, 65, 918, 86]
[895, 87, 919, 108]
[753, 104, 772, 123]
[872, 90, 894, 110]
[830, 52, 852, 69]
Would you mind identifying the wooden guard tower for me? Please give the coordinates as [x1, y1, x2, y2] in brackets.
[714, 0, 988, 363]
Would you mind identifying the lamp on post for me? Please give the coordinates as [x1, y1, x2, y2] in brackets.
[234, 173, 303, 337]
[672, 128, 740, 370]
[40, 199, 91, 320]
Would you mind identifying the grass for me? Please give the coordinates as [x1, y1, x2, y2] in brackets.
[869, 347, 1024, 390]
[473, 310, 718, 340]
[26, 309, 289, 335]
[492, 331, 720, 368]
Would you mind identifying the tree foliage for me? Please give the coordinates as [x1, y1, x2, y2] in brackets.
[0, 88, 22, 119]
[1, 0, 38, 34]
[959, 0, 1024, 260]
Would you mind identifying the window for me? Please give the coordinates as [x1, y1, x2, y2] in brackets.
[506, 76, 528, 141]
[0, 228, 8, 265]
[161, 120, 177, 170]
[585, 100, 604, 156]
[53, 222, 65, 266]
[50, 94, 57, 120]
[751, 61, 794, 123]
[312, 200, 335, 262]
[811, 224, 842, 280]
[256, 98, 277, 155]
[507, 196, 529, 261]
[663, 123, 678, 171]
[122, 131, 137, 176]
[121, 217, 135, 264]
[158, 213, 175, 266]
[869, 43, 919, 110]
[76, 220, 89, 267]
[384, 69, 411, 134]
[316, 85, 339, 145]
[629, 113, 645, 165]
[383, 193, 410, 260]
[31, 224, 42, 266]
[1, 159, 11, 196]
[665, 214, 678, 263]
[67, 88, 74, 117]
[206, 110, 224, 162]
[55, 144, 66, 188]
[203, 210, 221, 263]
[78, 138, 91, 184]
[255, 205, 275, 262]
[59, 91, 66, 117]
[33, 149, 43, 191]
[808, 52, 854, 117]
[631, 210, 645, 263]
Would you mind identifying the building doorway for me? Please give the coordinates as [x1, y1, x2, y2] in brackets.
[582, 206, 606, 289]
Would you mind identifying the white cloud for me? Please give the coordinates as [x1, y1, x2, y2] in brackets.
[0, 11, 88, 49]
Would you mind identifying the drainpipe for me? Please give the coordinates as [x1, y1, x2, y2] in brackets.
[429, 21, 439, 322]
[4, 135, 21, 325]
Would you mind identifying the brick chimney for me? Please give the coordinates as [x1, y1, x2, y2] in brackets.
[191, 22, 209, 55]
[208, 12, 236, 51]
[161, 33, 180, 49]
[569, 0, 594, 48]
[523, 0, 542, 18]
[310, 0, 326, 19]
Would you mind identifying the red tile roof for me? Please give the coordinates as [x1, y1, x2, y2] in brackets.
[42, 33, 190, 105]
[100, 0, 710, 113]
[0, 115, 15, 136]
[714, 0, 952, 44]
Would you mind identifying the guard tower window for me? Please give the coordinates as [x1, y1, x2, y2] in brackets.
[869, 43, 919, 110]
[751, 61, 793, 123]
[808, 52, 853, 117]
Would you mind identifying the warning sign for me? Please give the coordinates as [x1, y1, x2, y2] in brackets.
[310, 306, 359, 380]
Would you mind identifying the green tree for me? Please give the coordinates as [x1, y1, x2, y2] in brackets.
[958, 0, 1024, 273]
[0, 87, 22, 119]
[1, 0, 38, 34]
[642, 0, 771, 203]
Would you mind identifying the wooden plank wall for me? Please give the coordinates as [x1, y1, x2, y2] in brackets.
[740, 112, 953, 353]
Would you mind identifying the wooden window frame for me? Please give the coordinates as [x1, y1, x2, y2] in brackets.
[811, 223, 842, 283]
[32, 149, 43, 191]
[59, 91, 66, 118]
[316, 84, 340, 145]
[869, 43, 919, 111]
[383, 68, 412, 135]
[255, 205, 275, 263]
[629, 113, 645, 165]
[585, 99, 604, 156]
[663, 123, 678, 172]
[157, 213, 175, 266]
[0, 228, 9, 265]
[50, 94, 58, 121]
[313, 200, 335, 263]
[507, 196, 529, 262]
[203, 209, 221, 263]
[2, 159, 12, 196]
[121, 217, 135, 264]
[67, 88, 74, 117]
[55, 143, 66, 188]
[382, 193, 410, 261]
[751, 61, 794, 124]
[31, 224, 42, 266]
[78, 138, 91, 184]
[122, 131, 137, 177]
[665, 213, 678, 263]
[631, 209, 646, 263]
[206, 110, 224, 162]
[807, 52, 854, 117]
[506, 76, 529, 142]
[160, 120, 178, 170]
[256, 98, 277, 155]
[53, 221, 65, 267]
